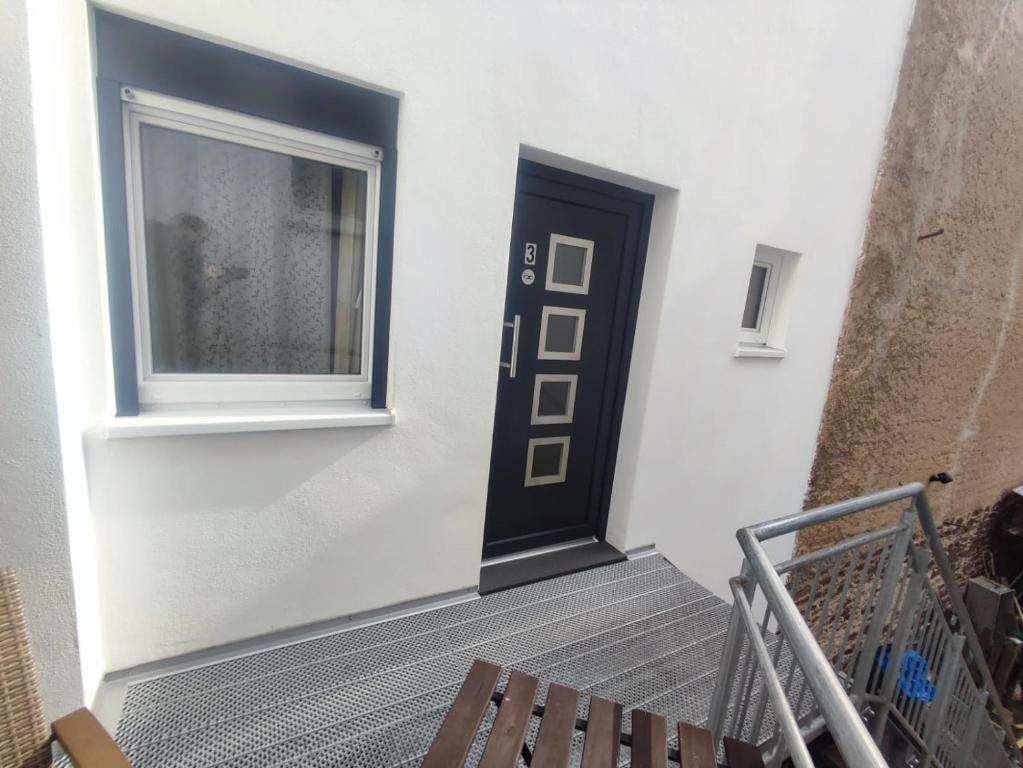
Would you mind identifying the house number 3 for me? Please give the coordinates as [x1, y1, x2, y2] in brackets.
[524, 243, 537, 265]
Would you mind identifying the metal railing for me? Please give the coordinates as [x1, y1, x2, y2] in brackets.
[707, 483, 1020, 767]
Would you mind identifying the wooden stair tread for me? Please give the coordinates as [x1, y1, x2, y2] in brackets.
[423, 659, 770, 768]
[531, 683, 581, 768]
[677, 722, 717, 768]
[580, 696, 622, 768]
[479, 669, 540, 768]
[631, 709, 669, 768]
[724, 735, 767, 768]
[421, 660, 502, 768]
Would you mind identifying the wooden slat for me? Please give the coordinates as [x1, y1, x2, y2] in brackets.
[677, 722, 717, 768]
[479, 669, 541, 768]
[531, 683, 581, 768]
[51, 708, 133, 768]
[723, 736, 766, 768]
[580, 696, 622, 768]
[631, 709, 668, 768]
[422, 660, 503, 768]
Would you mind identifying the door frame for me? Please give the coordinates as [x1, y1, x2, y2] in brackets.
[483, 160, 655, 557]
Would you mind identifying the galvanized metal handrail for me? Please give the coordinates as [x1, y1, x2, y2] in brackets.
[729, 578, 815, 768]
[709, 484, 1020, 768]
[735, 524, 888, 768]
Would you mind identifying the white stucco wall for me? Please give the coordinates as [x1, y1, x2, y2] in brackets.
[24, 0, 914, 673]
[0, 0, 86, 716]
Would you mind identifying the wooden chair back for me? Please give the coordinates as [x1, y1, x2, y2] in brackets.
[0, 567, 52, 768]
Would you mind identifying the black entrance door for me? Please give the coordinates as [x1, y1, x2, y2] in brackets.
[483, 161, 653, 559]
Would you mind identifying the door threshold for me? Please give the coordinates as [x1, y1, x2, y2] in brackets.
[479, 540, 626, 595]
[482, 536, 597, 567]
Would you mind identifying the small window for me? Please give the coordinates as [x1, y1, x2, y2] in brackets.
[538, 306, 586, 361]
[737, 244, 798, 353]
[524, 436, 570, 486]
[545, 234, 594, 294]
[531, 374, 578, 425]
[739, 261, 776, 343]
[122, 89, 381, 407]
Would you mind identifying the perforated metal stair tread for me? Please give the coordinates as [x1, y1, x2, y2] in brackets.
[108, 555, 730, 767]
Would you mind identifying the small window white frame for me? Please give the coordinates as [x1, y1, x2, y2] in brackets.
[537, 306, 586, 361]
[545, 234, 594, 295]
[524, 436, 571, 487]
[738, 253, 782, 346]
[530, 374, 578, 425]
[121, 87, 383, 408]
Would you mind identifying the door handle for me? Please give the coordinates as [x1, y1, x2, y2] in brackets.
[499, 314, 521, 378]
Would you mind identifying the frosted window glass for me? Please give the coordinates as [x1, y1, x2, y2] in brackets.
[552, 243, 587, 287]
[545, 314, 579, 354]
[138, 124, 367, 375]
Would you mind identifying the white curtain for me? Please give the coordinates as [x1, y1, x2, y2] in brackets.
[140, 124, 365, 375]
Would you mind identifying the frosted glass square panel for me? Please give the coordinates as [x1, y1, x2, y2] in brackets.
[546, 316, 578, 352]
[741, 263, 770, 330]
[525, 437, 570, 486]
[531, 374, 577, 425]
[546, 234, 593, 294]
[538, 306, 586, 360]
[137, 123, 368, 375]
[538, 381, 571, 415]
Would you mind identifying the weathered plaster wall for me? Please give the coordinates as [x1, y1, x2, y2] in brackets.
[0, 0, 84, 717]
[805, 0, 1023, 559]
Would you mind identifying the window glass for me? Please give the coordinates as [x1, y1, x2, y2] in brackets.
[545, 314, 580, 354]
[531, 442, 564, 478]
[551, 243, 587, 287]
[138, 123, 367, 375]
[525, 436, 570, 485]
[741, 264, 770, 330]
[537, 380, 572, 417]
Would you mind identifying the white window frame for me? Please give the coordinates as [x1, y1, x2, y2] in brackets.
[545, 234, 594, 295]
[121, 87, 382, 408]
[738, 253, 782, 346]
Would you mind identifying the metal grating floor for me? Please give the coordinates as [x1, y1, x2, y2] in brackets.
[109, 554, 730, 767]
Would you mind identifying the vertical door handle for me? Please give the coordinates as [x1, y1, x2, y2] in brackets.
[499, 314, 521, 378]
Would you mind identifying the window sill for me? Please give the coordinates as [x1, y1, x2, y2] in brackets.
[734, 344, 787, 359]
[102, 405, 397, 438]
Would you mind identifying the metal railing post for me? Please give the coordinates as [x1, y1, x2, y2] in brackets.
[851, 512, 914, 703]
[708, 561, 754, 743]
[713, 485, 1020, 768]
[923, 633, 964, 760]
[731, 581, 814, 768]
[738, 527, 888, 768]
[872, 548, 927, 742]
[955, 690, 989, 768]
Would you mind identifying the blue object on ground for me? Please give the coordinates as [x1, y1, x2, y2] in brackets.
[875, 647, 937, 703]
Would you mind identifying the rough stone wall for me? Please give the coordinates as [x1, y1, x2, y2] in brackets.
[803, 0, 1023, 566]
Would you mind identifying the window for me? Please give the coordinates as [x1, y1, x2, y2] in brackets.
[545, 234, 593, 294]
[95, 11, 399, 419]
[123, 89, 380, 406]
[736, 244, 799, 356]
[738, 259, 777, 345]
[531, 374, 578, 425]
[538, 306, 586, 361]
[524, 436, 571, 486]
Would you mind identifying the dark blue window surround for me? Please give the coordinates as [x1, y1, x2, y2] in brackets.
[94, 10, 398, 415]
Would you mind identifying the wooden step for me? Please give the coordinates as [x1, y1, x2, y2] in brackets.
[425, 659, 767, 767]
